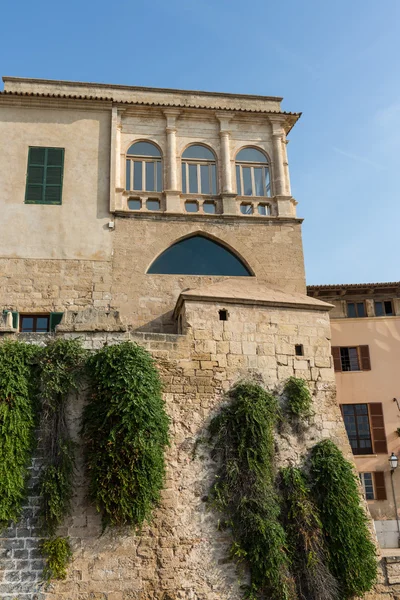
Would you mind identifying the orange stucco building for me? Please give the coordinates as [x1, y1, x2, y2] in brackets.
[308, 282, 400, 548]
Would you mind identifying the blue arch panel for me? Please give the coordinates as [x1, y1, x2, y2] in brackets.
[148, 236, 252, 276]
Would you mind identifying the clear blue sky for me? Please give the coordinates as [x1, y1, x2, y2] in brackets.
[2, 0, 399, 285]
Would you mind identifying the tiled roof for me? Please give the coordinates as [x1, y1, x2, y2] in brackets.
[174, 279, 333, 316]
[307, 282, 400, 290]
[0, 90, 301, 117]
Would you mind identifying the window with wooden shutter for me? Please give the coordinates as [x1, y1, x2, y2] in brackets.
[25, 147, 64, 205]
[369, 403, 388, 453]
[359, 345, 371, 370]
[331, 346, 342, 372]
[50, 312, 64, 332]
[373, 471, 387, 500]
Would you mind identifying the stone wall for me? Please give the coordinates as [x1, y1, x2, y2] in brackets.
[0, 298, 371, 600]
[111, 215, 305, 331]
[0, 258, 112, 314]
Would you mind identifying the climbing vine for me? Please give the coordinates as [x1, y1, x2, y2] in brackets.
[280, 466, 339, 600]
[81, 341, 170, 528]
[0, 340, 40, 529]
[284, 377, 312, 419]
[310, 440, 377, 599]
[37, 338, 88, 579]
[208, 382, 294, 600]
[41, 536, 73, 581]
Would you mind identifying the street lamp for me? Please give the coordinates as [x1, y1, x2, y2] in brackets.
[389, 452, 400, 547]
[390, 452, 399, 471]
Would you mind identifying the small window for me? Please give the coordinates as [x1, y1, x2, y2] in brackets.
[219, 309, 228, 321]
[347, 302, 366, 318]
[342, 404, 373, 455]
[25, 147, 64, 205]
[295, 344, 304, 356]
[128, 198, 142, 211]
[340, 347, 360, 371]
[375, 300, 394, 317]
[203, 201, 216, 214]
[20, 314, 50, 333]
[185, 201, 199, 213]
[359, 473, 375, 500]
[146, 199, 161, 211]
[240, 203, 253, 215]
[258, 204, 271, 216]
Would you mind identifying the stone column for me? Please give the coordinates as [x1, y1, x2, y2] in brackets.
[270, 120, 286, 197]
[270, 118, 296, 217]
[164, 109, 181, 212]
[216, 113, 236, 214]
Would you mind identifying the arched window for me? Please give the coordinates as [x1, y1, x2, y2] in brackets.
[182, 145, 217, 195]
[235, 147, 271, 197]
[126, 141, 162, 192]
[148, 235, 251, 276]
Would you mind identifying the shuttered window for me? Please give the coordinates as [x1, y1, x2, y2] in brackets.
[373, 472, 387, 500]
[369, 403, 388, 453]
[25, 147, 64, 205]
[341, 402, 388, 455]
[332, 345, 371, 372]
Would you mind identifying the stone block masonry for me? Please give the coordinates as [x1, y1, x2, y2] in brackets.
[0, 302, 391, 599]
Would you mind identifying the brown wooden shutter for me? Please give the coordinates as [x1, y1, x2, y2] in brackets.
[369, 403, 388, 453]
[359, 345, 371, 370]
[331, 346, 342, 372]
[373, 471, 387, 500]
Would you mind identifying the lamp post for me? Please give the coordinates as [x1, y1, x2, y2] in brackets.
[389, 452, 400, 547]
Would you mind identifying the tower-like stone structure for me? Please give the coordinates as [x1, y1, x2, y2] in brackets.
[0, 77, 385, 600]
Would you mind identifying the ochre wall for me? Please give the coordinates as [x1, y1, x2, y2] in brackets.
[0, 103, 112, 261]
[331, 316, 400, 521]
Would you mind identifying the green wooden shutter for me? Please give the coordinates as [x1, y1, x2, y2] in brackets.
[2, 311, 18, 329]
[25, 147, 64, 205]
[50, 312, 64, 331]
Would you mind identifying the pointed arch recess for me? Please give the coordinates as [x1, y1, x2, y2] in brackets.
[147, 233, 253, 276]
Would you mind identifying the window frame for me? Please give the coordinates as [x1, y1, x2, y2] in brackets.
[181, 145, 217, 196]
[19, 314, 50, 333]
[374, 300, 394, 317]
[347, 301, 366, 318]
[342, 403, 374, 455]
[126, 142, 162, 193]
[359, 472, 375, 500]
[25, 146, 65, 205]
[235, 147, 271, 198]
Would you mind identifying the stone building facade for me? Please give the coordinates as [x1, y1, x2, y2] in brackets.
[0, 77, 396, 599]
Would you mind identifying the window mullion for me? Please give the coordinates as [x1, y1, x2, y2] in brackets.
[197, 163, 201, 194]
[250, 166, 256, 196]
[240, 166, 244, 196]
[142, 160, 146, 192]
[130, 160, 134, 191]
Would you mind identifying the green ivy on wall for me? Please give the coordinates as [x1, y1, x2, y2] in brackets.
[284, 377, 312, 419]
[82, 341, 170, 528]
[37, 339, 88, 579]
[0, 341, 40, 529]
[280, 466, 339, 600]
[310, 440, 377, 599]
[208, 382, 294, 600]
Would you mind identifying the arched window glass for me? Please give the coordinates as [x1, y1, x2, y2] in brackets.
[148, 235, 251, 276]
[182, 145, 217, 195]
[126, 141, 162, 192]
[236, 147, 271, 197]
